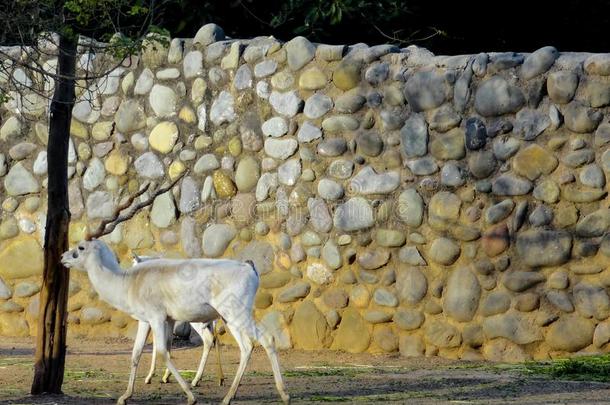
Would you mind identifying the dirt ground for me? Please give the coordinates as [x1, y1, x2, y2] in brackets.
[1, 337, 610, 404]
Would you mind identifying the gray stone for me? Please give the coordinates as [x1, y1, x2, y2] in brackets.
[278, 158, 301, 186]
[317, 179, 344, 200]
[547, 290, 575, 312]
[374, 288, 398, 307]
[397, 189, 424, 227]
[115, 100, 146, 133]
[406, 157, 438, 175]
[277, 281, 311, 303]
[365, 62, 389, 84]
[443, 266, 481, 322]
[358, 249, 390, 270]
[396, 267, 427, 304]
[237, 240, 275, 275]
[297, 121, 322, 142]
[210, 91, 236, 125]
[149, 84, 177, 117]
[322, 115, 360, 132]
[580, 164, 606, 188]
[321, 240, 342, 270]
[318, 138, 347, 157]
[262, 116, 288, 137]
[520, 46, 558, 80]
[328, 159, 354, 179]
[428, 237, 461, 265]
[474, 76, 525, 116]
[0, 277, 12, 299]
[529, 204, 553, 227]
[573, 282, 610, 320]
[9, 142, 36, 160]
[285, 36, 316, 71]
[86, 191, 115, 219]
[464, 117, 487, 150]
[179, 176, 200, 214]
[308, 197, 333, 233]
[398, 246, 426, 266]
[492, 174, 532, 196]
[194, 23, 225, 45]
[469, 150, 496, 179]
[516, 230, 572, 267]
[514, 108, 551, 140]
[563, 149, 595, 168]
[503, 271, 545, 292]
[425, 320, 461, 348]
[304, 93, 333, 119]
[492, 137, 520, 160]
[350, 166, 399, 195]
[375, 229, 405, 247]
[564, 102, 602, 133]
[182, 51, 203, 79]
[400, 114, 428, 157]
[404, 70, 450, 111]
[14, 281, 40, 298]
[254, 60, 278, 78]
[428, 104, 461, 132]
[394, 309, 424, 330]
[202, 224, 236, 257]
[356, 132, 383, 157]
[269, 90, 303, 117]
[194, 154, 220, 173]
[481, 291, 511, 316]
[264, 138, 298, 160]
[4, 163, 39, 196]
[134, 152, 164, 179]
[441, 162, 465, 187]
[83, 158, 106, 191]
[485, 199, 515, 224]
[547, 315, 594, 352]
[150, 192, 176, 228]
[256, 173, 278, 202]
[483, 312, 542, 344]
[335, 89, 366, 113]
[180, 216, 201, 258]
[233, 64, 252, 90]
[547, 71, 578, 104]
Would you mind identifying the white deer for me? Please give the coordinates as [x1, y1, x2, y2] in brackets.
[131, 254, 224, 388]
[62, 178, 289, 405]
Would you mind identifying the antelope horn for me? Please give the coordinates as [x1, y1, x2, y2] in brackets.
[85, 171, 187, 240]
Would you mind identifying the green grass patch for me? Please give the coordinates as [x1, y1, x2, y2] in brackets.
[522, 355, 610, 382]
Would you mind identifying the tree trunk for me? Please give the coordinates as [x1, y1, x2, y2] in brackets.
[31, 33, 77, 395]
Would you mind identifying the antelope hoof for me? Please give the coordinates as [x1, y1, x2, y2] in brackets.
[144, 376, 153, 384]
[221, 397, 231, 405]
[117, 395, 128, 405]
[217, 378, 224, 387]
[191, 380, 199, 388]
[161, 377, 170, 384]
[187, 394, 197, 405]
[281, 394, 291, 405]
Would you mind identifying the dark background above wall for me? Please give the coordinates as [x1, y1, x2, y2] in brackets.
[159, 0, 610, 53]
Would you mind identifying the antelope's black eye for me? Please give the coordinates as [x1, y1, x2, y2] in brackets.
[78, 246, 84, 251]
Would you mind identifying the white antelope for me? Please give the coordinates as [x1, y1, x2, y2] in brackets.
[131, 254, 224, 388]
[62, 179, 289, 405]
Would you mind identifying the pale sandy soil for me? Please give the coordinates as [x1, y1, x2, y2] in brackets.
[1, 337, 610, 404]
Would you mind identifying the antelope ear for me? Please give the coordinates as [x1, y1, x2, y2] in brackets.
[132, 253, 141, 262]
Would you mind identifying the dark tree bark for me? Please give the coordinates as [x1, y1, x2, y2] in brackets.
[31, 33, 77, 395]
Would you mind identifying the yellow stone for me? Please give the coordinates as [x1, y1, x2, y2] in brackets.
[69, 222, 88, 244]
[299, 67, 327, 90]
[333, 62, 362, 91]
[35, 123, 49, 145]
[0, 237, 43, 279]
[228, 137, 242, 157]
[92, 121, 114, 141]
[168, 160, 186, 180]
[0, 314, 30, 337]
[77, 143, 91, 160]
[149, 121, 179, 153]
[105, 150, 129, 176]
[195, 135, 213, 150]
[179, 106, 196, 124]
[191, 78, 207, 104]
[70, 119, 88, 139]
[512, 144, 558, 180]
[124, 211, 154, 249]
[213, 170, 237, 198]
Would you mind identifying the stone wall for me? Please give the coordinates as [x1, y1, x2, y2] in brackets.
[2, 24, 610, 361]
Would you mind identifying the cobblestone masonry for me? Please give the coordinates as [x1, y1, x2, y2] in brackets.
[1, 25, 610, 361]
